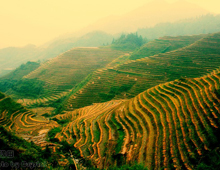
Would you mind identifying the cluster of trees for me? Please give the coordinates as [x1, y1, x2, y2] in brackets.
[0, 78, 45, 98]
[111, 33, 146, 51]
[87, 163, 148, 170]
[0, 61, 44, 98]
[99, 84, 134, 101]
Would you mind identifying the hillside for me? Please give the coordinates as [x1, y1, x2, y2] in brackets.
[0, 47, 126, 107]
[0, 45, 42, 77]
[0, 31, 114, 77]
[60, 32, 220, 111]
[0, 91, 58, 143]
[0, 126, 47, 166]
[130, 34, 205, 60]
[0, 61, 41, 81]
[1, 32, 220, 170]
[0, 61, 41, 98]
[2, 33, 219, 111]
[55, 68, 220, 169]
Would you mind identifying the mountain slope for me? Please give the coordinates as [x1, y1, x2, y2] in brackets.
[62, 32, 220, 111]
[130, 34, 205, 60]
[0, 61, 41, 81]
[55, 68, 220, 169]
[0, 31, 114, 77]
[0, 45, 42, 77]
[0, 91, 58, 140]
[0, 47, 126, 107]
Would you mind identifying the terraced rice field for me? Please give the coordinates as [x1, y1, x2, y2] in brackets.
[0, 92, 58, 146]
[65, 33, 220, 110]
[23, 47, 126, 98]
[17, 91, 69, 107]
[56, 69, 220, 169]
[130, 34, 206, 60]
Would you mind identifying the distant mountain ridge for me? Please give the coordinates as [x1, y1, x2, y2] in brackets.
[137, 14, 220, 39]
[0, 31, 114, 77]
[0, 0, 216, 77]
[79, 0, 209, 34]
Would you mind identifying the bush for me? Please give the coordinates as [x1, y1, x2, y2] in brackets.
[48, 127, 62, 142]
[108, 163, 148, 170]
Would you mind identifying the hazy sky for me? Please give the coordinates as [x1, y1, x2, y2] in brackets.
[0, 0, 219, 49]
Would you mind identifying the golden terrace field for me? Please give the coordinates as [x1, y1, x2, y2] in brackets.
[55, 69, 220, 169]
[0, 92, 58, 147]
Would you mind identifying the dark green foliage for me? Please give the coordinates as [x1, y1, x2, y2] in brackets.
[42, 145, 52, 159]
[87, 167, 100, 170]
[0, 61, 41, 97]
[0, 126, 43, 163]
[112, 154, 126, 167]
[48, 96, 67, 114]
[11, 78, 45, 98]
[196, 148, 220, 170]
[111, 33, 146, 51]
[0, 126, 79, 169]
[42, 113, 51, 117]
[99, 84, 134, 101]
[99, 92, 115, 101]
[86, 163, 148, 170]
[48, 127, 62, 143]
[1, 61, 40, 80]
[111, 114, 125, 154]
[0, 92, 5, 99]
[110, 84, 133, 95]
[65, 160, 77, 170]
[108, 163, 148, 170]
[0, 78, 45, 98]
[59, 141, 81, 158]
[0, 79, 17, 92]
[94, 122, 101, 142]
[0, 97, 25, 114]
[214, 89, 220, 100]
[51, 117, 69, 125]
